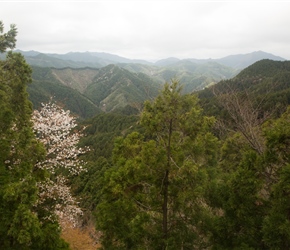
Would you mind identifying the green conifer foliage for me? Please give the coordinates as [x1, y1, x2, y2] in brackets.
[208, 107, 290, 249]
[261, 107, 290, 249]
[0, 22, 69, 249]
[0, 21, 17, 53]
[95, 80, 218, 249]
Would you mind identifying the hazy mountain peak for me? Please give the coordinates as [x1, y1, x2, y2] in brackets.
[216, 50, 285, 69]
[155, 57, 180, 66]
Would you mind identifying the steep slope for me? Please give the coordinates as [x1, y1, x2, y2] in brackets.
[198, 59, 290, 120]
[84, 64, 161, 112]
[50, 67, 99, 93]
[119, 60, 237, 93]
[28, 66, 102, 118]
[79, 113, 140, 159]
[166, 60, 237, 92]
[29, 65, 161, 115]
[117, 63, 161, 79]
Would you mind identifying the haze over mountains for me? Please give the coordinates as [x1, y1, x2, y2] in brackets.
[17, 50, 285, 69]
[7, 49, 286, 119]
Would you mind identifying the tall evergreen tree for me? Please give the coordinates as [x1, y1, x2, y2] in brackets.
[0, 22, 69, 249]
[95, 80, 218, 249]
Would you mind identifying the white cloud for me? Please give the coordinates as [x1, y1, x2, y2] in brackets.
[1, 1, 290, 60]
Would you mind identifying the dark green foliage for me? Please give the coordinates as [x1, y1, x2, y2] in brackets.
[211, 151, 266, 249]
[237, 59, 290, 79]
[260, 108, 290, 248]
[79, 113, 140, 160]
[94, 80, 219, 249]
[71, 112, 141, 222]
[205, 106, 290, 249]
[198, 59, 290, 130]
[113, 104, 140, 115]
[197, 61, 290, 161]
[262, 164, 290, 249]
[189, 60, 290, 249]
[71, 157, 110, 219]
[0, 50, 69, 249]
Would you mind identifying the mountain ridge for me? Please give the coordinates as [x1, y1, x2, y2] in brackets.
[15, 50, 285, 70]
[28, 66, 103, 118]
[28, 64, 161, 117]
[83, 64, 160, 112]
[198, 59, 290, 122]
[13, 49, 287, 119]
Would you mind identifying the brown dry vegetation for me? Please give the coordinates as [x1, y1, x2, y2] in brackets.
[61, 222, 101, 250]
[52, 68, 99, 93]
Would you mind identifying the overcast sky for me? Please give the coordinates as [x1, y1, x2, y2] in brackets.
[1, 1, 290, 61]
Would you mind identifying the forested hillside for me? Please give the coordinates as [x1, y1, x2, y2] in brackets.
[198, 59, 290, 123]
[28, 67, 102, 119]
[2, 20, 290, 250]
[120, 60, 237, 93]
[28, 65, 161, 118]
[27, 62, 235, 118]
[27, 62, 236, 118]
[83, 64, 160, 112]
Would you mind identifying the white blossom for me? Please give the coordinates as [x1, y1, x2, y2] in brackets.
[37, 176, 83, 227]
[32, 101, 89, 227]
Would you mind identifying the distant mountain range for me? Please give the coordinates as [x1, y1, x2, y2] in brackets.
[17, 50, 284, 95]
[1, 49, 285, 118]
[14, 50, 151, 68]
[27, 59, 238, 118]
[16, 50, 285, 70]
[154, 51, 286, 69]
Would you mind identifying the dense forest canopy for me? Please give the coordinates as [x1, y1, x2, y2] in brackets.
[2, 21, 290, 249]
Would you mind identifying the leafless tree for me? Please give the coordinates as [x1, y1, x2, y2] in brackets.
[212, 81, 276, 154]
